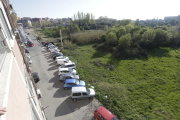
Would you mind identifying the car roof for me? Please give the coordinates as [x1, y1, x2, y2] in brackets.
[64, 62, 75, 66]
[72, 87, 86, 93]
[65, 73, 73, 77]
[97, 106, 114, 119]
[65, 79, 76, 83]
[59, 68, 69, 71]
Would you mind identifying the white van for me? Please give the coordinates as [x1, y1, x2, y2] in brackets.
[57, 59, 72, 65]
[71, 87, 95, 101]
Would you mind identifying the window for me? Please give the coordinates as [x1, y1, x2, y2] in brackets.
[82, 93, 87, 95]
[0, 35, 6, 71]
[0, 8, 12, 40]
[98, 114, 105, 120]
[73, 93, 81, 96]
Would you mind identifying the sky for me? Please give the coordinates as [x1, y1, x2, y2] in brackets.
[10, 0, 180, 20]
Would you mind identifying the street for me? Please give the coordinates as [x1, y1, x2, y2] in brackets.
[24, 29, 101, 120]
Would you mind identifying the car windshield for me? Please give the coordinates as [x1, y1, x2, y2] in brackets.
[86, 88, 90, 94]
[75, 80, 80, 85]
[65, 59, 69, 63]
[111, 116, 118, 120]
[68, 68, 72, 72]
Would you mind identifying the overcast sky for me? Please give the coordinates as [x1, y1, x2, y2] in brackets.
[10, 0, 180, 20]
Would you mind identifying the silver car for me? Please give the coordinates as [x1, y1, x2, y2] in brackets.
[60, 62, 76, 69]
[71, 87, 95, 101]
[59, 73, 79, 81]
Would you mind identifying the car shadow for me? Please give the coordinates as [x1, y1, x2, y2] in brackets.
[53, 88, 71, 98]
[49, 62, 56, 66]
[55, 97, 92, 117]
[47, 60, 54, 63]
[48, 65, 58, 71]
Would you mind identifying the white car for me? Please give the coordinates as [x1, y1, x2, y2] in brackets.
[71, 87, 95, 101]
[55, 56, 69, 61]
[57, 59, 72, 65]
[60, 62, 76, 69]
[48, 45, 58, 50]
[58, 68, 77, 75]
[49, 48, 60, 53]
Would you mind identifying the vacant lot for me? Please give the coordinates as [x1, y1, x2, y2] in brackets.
[63, 44, 180, 119]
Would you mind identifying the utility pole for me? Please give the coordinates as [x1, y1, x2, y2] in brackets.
[60, 29, 63, 47]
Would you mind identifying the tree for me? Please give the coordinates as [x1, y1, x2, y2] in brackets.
[41, 24, 45, 30]
[100, 34, 106, 42]
[11, 14, 17, 25]
[125, 24, 134, 33]
[25, 22, 30, 27]
[118, 33, 132, 49]
[104, 25, 108, 31]
[120, 19, 131, 26]
[106, 32, 117, 46]
[169, 18, 177, 26]
[116, 27, 126, 39]
[141, 29, 156, 43]
[154, 28, 172, 46]
[135, 19, 140, 26]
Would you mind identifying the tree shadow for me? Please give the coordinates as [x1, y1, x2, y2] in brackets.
[148, 48, 171, 58]
[91, 51, 109, 59]
[55, 97, 92, 117]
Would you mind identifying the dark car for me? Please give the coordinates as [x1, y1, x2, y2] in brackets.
[43, 42, 54, 46]
[32, 72, 40, 83]
[51, 51, 61, 56]
[25, 49, 29, 53]
[53, 53, 63, 60]
[27, 33, 30, 35]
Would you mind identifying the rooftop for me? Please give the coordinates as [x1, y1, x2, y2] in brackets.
[72, 87, 86, 93]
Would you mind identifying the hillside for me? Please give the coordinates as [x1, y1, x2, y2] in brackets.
[63, 44, 180, 119]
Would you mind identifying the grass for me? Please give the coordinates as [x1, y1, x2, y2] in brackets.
[63, 44, 180, 120]
[70, 30, 105, 45]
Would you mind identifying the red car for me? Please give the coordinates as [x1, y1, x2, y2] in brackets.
[28, 41, 34, 47]
[94, 106, 118, 120]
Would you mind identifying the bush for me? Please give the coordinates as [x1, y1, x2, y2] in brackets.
[106, 32, 118, 46]
[116, 27, 126, 39]
[100, 34, 106, 43]
[118, 33, 132, 49]
[95, 43, 113, 52]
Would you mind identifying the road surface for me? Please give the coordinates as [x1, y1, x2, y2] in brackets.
[24, 29, 101, 120]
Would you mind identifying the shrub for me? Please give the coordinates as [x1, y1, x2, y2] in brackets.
[125, 24, 134, 33]
[118, 33, 132, 49]
[116, 27, 126, 39]
[106, 32, 118, 46]
[100, 34, 106, 43]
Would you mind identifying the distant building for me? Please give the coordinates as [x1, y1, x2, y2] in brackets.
[17, 19, 32, 27]
[22, 17, 31, 21]
[164, 15, 180, 22]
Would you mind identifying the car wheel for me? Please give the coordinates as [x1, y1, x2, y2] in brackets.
[64, 87, 68, 90]
[73, 99, 77, 102]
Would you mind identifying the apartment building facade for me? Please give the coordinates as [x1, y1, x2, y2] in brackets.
[0, 0, 46, 120]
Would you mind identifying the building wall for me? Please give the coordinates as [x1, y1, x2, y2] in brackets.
[13, 40, 24, 75]
[6, 59, 33, 120]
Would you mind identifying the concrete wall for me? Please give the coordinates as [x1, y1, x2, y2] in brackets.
[6, 59, 33, 120]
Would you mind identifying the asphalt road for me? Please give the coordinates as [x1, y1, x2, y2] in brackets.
[24, 29, 100, 120]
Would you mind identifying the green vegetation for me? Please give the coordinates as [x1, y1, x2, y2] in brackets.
[38, 11, 180, 119]
[63, 43, 180, 119]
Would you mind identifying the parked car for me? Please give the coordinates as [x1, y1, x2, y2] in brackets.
[43, 42, 54, 46]
[63, 79, 85, 90]
[70, 87, 95, 101]
[58, 68, 76, 75]
[51, 51, 62, 56]
[57, 59, 72, 65]
[27, 41, 34, 47]
[60, 62, 76, 69]
[27, 33, 30, 35]
[32, 72, 40, 83]
[49, 48, 59, 52]
[59, 73, 79, 81]
[25, 49, 29, 53]
[55, 55, 69, 61]
[53, 53, 63, 60]
[50, 49, 60, 53]
[29, 42, 34, 47]
[94, 106, 119, 120]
